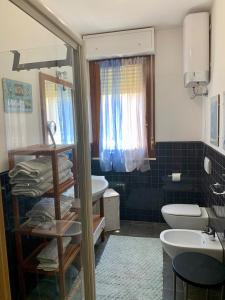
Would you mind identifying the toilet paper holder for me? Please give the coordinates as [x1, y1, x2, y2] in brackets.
[210, 183, 225, 196]
[168, 173, 182, 182]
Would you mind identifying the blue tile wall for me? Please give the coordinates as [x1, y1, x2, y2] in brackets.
[0, 141, 204, 298]
[92, 141, 204, 222]
[201, 143, 225, 251]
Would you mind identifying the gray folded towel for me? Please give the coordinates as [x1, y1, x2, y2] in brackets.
[37, 237, 71, 271]
[10, 162, 72, 185]
[9, 155, 73, 179]
[12, 171, 73, 197]
[26, 195, 73, 226]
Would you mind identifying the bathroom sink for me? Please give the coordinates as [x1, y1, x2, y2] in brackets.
[64, 175, 109, 204]
[91, 175, 109, 201]
[160, 229, 223, 262]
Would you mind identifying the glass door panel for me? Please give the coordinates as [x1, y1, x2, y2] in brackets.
[0, 43, 85, 300]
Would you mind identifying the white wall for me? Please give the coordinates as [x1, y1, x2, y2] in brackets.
[0, 0, 62, 52]
[0, 0, 206, 172]
[155, 28, 203, 142]
[85, 27, 203, 142]
[202, 0, 225, 154]
[0, 0, 65, 172]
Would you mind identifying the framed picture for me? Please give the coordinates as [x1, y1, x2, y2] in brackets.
[210, 94, 220, 146]
[2, 78, 32, 113]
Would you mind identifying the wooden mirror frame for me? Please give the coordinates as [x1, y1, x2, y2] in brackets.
[39, 72, 73, 144]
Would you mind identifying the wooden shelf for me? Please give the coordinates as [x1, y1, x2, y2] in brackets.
[9, 144, 79, 300]
[20, 215, 104, 276]
[18, 211, 79, 237]
[8, 144, 75, 156]
[93, 214, 105, 245]
[93, 214, 103, 231]
[22, 242, 80, 276]
[44, 178, 75, 197]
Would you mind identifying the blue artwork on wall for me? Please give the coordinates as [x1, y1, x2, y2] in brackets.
[2, 78, 32, 113]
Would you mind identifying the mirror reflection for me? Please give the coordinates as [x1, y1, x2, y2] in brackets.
[40, 72, 75, 145]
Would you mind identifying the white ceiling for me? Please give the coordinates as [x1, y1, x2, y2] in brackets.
[39, 0, 213, 35]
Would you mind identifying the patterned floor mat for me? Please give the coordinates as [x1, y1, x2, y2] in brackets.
[96, 235, 163, 300]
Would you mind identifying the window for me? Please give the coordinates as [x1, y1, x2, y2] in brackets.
[90, 56, 155, 172]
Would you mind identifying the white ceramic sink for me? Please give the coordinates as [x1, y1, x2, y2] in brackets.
[64, 175, 109, 205]
[91, 175, 109, 201]
[160, 229, 223, 262]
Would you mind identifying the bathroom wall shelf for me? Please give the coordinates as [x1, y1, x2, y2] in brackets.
[8, 144, 79, 300]
[162, 175, 199, 192]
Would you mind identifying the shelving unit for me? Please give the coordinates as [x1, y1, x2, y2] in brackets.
[8, 144, 79, 300]
[8, 144, 106, 300]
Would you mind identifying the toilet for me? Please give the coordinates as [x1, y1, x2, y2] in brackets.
[161, 204, 208, 230]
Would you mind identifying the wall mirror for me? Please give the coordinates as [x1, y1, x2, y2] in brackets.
[39, 72, 75, 145]
[210, 94, 220, 146]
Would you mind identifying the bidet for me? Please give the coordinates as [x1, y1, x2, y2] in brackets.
[160, 229, 223, 262]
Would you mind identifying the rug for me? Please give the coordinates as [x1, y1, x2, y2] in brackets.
[96, 235, 163, 300]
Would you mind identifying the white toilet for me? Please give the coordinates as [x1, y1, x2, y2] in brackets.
[161, 204, 208, 230]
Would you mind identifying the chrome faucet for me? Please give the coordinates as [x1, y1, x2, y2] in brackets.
[202, 226, 216, 239]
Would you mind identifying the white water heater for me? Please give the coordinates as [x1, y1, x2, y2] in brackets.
[183, 12, 209, 88]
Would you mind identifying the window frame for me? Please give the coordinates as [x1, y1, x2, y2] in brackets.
[89, 55, 155, 159]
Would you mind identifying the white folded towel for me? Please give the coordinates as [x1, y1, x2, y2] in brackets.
[9, 155, 73, 179]
[26, 195, 74, 226]
[37, 237, 71, 271]
[11, 171, 73, 197]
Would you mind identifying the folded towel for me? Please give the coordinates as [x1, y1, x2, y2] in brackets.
[27, 206, 72, 227]
[11, 171, 73, 197]
[11, 169, 72, 188]
[10, 162, 72, 185]
[26, 195, 73, 226]
[37, 237, 71, 271]
[9, 155, 73, 179]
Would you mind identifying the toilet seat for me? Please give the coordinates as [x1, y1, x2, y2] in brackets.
[161, 204, 208, 230]
[162, 204, 201, 217]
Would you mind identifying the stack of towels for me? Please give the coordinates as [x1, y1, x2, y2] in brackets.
[9, 155, 73, 197]
[37, 237, 71, 271]
[26, 195, 73, 227]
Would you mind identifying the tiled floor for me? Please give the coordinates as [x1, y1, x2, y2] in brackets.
[95, 220, 222, 300]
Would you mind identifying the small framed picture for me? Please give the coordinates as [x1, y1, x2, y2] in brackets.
[210, 94, 220, 146]
[2, 78, 32, 113]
